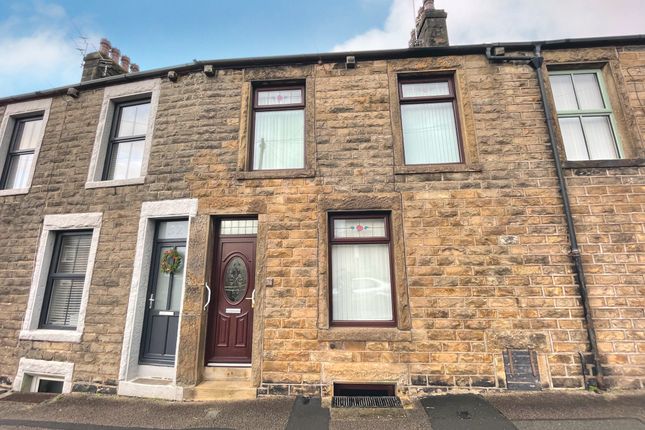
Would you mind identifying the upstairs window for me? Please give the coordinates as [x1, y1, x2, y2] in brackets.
[329, 213, 395, 326]
[40, 231, 92, 329]
[399, 77, 462, 165]
[1, 114, 43, 190]
[103, 98, 151, 180]
[550, 70, 621, 161]
[251, 85, 305, 170]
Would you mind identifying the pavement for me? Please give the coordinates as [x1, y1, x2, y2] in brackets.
[0, 390, 642, 430]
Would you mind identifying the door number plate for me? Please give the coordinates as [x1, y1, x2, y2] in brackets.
[225, 308, 241, 314]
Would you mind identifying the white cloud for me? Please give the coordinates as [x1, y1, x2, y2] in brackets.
[333, 0, 645, 52]
[0, 1, 99, 97]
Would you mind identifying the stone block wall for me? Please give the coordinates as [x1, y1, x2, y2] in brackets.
[0, 44, 643, 394]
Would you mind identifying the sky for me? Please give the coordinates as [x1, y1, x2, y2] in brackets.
[1, 0, 644, 97]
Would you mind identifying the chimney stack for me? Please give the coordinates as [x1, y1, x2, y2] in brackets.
[409, 0, 449, 48]
[81, 38, 140, 82]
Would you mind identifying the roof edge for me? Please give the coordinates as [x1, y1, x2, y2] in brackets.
[1, 34, 644, 105]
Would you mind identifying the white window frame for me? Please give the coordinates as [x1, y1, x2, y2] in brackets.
[20, 213, 102, 343]
[118, 199, 196, 400]
[86, 79, 160, 189]
[550, 69, 623, 160]
[0, 98, 52, 196]
[13, 358, 74, 394]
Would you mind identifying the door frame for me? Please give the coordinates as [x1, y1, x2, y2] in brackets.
[205, 217, 258, 366]
[139, 226, 187, 366]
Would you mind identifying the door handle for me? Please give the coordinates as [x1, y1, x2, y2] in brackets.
[148, 293, 155, 310]
[204, 282, 211, 311]
[244, 289, 256, 308]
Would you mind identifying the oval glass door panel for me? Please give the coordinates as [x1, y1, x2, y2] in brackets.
[223, 256, 248, 304]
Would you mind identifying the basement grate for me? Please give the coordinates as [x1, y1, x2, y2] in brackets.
[332, 395, 402, 408]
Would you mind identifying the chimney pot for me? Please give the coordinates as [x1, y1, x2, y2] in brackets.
[110, 47, 121, 65]
[130, 63, 140, 73]
[99, 38, 111, 57]
[121, 55, 131, 71]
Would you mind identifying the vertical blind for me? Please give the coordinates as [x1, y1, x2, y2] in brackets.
[331, 244, 393, 321]
[253, 110, 305, 170]
[401, 102, 460, 164]
[44, 233, 91, 328]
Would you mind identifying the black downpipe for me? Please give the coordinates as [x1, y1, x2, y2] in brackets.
[485, 46, 604, 389]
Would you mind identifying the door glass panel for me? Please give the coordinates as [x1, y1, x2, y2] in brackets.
[169, 246, 186, 310]
[220, 219, 258, 235]
[154, 246, 173, 310]
[223, 256, 248, 304]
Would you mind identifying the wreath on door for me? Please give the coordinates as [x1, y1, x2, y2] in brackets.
[161, 248, 182, 274]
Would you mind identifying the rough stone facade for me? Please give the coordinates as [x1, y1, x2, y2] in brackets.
[0, 41, 643, 398]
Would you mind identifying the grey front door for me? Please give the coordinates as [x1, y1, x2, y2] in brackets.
[140, 220, 187, 365]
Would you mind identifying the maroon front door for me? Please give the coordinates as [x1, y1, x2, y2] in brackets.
[206, 234, 255, 363]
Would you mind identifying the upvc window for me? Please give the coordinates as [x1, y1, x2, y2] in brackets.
[550, 70, 621, 161]
[40, 231, 92, 329]
[1, 114, 43, 190]
[251, 85, 305, 170]
[399, 77, 462, 165]
[329, 213, 395, 326]
[103, 99, 151, 180]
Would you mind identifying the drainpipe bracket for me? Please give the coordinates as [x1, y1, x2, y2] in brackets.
[529, 56, 544, 70]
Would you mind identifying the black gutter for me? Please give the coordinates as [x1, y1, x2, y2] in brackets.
[1, 34, 644, 105]
[486, 45, 604, 389]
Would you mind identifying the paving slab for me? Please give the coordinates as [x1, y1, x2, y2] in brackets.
[421, 394, 516, 430]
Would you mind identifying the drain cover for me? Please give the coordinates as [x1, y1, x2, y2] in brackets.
[332, 396, 402, 408]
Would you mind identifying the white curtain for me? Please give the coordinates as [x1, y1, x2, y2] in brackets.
[5, 154, 33, 189]
[573, 74, 604, 110]
[582, 116, 617, 159]
[401, 102, 460, 165]
[551, 75, 578, 111]
[253, 110, 305, 170]
[559, 117, 588, 161]
[331, 244, 393, 321]
[108, 139, 144, 180]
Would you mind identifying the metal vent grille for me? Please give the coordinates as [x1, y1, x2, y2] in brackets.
[332, 396, 402, 408]
[503, 348, 541, 391]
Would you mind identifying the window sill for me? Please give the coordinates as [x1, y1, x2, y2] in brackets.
[235, 168, 315, 180]
[85, 177, 146, 189]
[318, 327, 411, 342]
[394, 163, 482, 175]
[563, 159, 644, 169]
[0, 187, 29, 197]
[19, 329, 82, 343]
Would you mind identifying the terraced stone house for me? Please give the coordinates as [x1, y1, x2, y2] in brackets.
[0, 1, 643, 401]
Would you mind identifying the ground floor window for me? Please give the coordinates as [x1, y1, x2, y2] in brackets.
[329, 213, 396, 326]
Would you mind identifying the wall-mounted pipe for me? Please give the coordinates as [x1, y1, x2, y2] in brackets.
[486, 45, 604, 389]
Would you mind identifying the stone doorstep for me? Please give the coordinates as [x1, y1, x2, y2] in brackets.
[203, 366, 252, 381]
[184, 380, 257, 401]
[117, 379, 183, 401]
